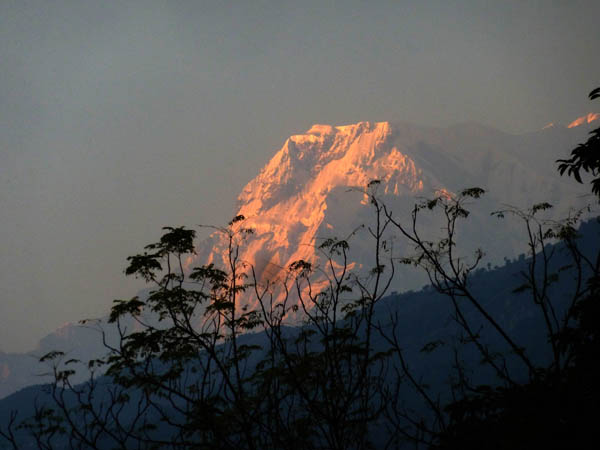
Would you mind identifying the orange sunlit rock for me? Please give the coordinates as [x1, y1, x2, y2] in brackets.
[189, 121, 430, 313]
[186, 119, 590, 316]
[567, 113, 600, 128]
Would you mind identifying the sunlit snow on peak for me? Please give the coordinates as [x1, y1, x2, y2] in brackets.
[190, 120, 587, 315]
[567, 112, 600, 128]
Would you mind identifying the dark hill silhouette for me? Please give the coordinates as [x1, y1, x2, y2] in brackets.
[1, 217, 597, 449]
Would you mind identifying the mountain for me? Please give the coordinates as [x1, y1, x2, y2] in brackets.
[0, 314, 141, 400]
[0, 323, 108, 399]
[193, 120, 591, 310]
[0, 119, 593, 400]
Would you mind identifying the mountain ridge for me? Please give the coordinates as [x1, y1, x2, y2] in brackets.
[1, 119, 595, 399]
[193, 119, 591, 309]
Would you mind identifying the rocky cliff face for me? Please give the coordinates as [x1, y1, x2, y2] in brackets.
[192, 120, 590, 310]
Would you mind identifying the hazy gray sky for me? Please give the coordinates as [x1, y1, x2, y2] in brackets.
[1, 0, 599, 352]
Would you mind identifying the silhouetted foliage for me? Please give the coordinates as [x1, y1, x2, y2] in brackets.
[432, 87, 600, 449]
[558, 87, 600, 197]
[1, 183, 396, 450]
[2, 90, 600, 450]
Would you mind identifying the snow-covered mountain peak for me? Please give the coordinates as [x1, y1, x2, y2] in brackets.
[236, 120, 418, 218]
[304, 123, 336, 136]
[196, 119, 588, 310]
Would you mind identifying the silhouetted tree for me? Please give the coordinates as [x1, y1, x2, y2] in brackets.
[1, 185, 395, 450]
[424, 87, 600, 449]
[2, 89, 599, 450]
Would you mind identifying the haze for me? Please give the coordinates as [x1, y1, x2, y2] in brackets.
[1, 0, 599, 352]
